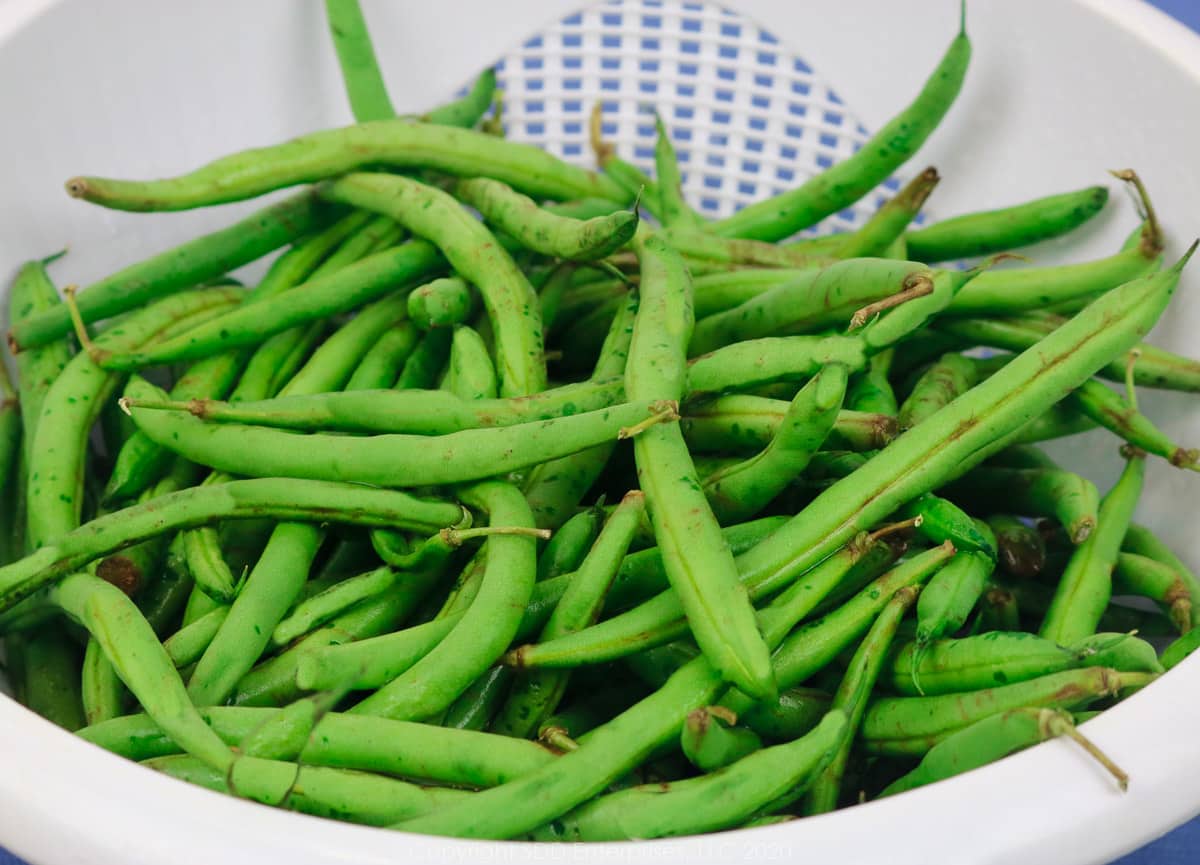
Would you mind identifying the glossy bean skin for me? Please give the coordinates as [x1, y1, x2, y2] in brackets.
[686, 335, 866, 398]
[1122, 523, 1200, 618]
[941, 465, 1100, 545]
[911, 542, 996, 689]
[805, 585, 917, 814]
[81, 706, 556, 787]
[324, 0, 395, 122]
[1041, 453, 1145, 644]
[9, 192, 334, 351]
[27, 287, 241, 550]
[897, 494, 995, 555]
[708, 28, 969, 242]
[52, 572, 235, 772]
[351, 481, 537, 720]
[679, 707, 763, 772]
[702, 365, 847, 523]
[848, 349, 899, 416]
[535, 506, 605, 582]
[861, 667, 1152, 757]
[1113, 551, 1192, 633]
[906, 185, 1109, 262]
[0, 479, 460, 613]
[407, 277, 476, 331]
[879, 707, 1075, 797]
[527, 711, 846, 842]
[445, 326, 498, 401]
[124, 378, 663, 489]
[835, 167, 940, 259]
[898, 352, 977, 430]
[493, 492, 645, 738]
[688, 259, 931, 355]
[66, 121, 627, 212]
[682, 396, 895, 454]
[345, 322, 420, 390]
[1067, 378, 1198, 469]
[455, 176, 638, 261]
[624, 234, 774, 699]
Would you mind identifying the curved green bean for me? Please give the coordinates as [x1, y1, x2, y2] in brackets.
[324, 0, 396, 122]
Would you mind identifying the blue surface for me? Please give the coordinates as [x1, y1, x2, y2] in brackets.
[2, 1, 1200, 864]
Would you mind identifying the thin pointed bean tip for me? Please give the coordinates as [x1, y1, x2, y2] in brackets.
[1172, 238, 1199, 272]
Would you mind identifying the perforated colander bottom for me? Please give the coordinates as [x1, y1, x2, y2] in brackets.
[466, 0, 915, 235]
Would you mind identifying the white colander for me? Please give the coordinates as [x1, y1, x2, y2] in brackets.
[1, 1, 1200, 864]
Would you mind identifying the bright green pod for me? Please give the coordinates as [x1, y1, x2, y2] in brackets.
[406, 277, 476, 331]
[1066, 378, 1198, 469]
[324, 0, 396, 122]
[847, 348, 899, 416]
[709, 26, 970, 242]
[835, 167, 940, 259]
[1113, 551, 1192, 634]
[681, 396, 896, 453]
[679, 707, 763, 772]
[686, 335, 866, 398]
[896, 494, 996, 555]
[941, 465, 1100, 544]
[653, 114, 704, 230]
[906, 185, 1109, 262]
[898, 352, 977, 430]
[445, 325, 498, 401]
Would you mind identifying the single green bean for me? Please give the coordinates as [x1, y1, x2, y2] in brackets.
[1041, 452, 1145, 644]
[162, 606, 229, 668]
[679, 706, 762, 772]
[535, 506, 605, 583]
[1067, 378, 1198, 469]
[941, 465, 1100, 544]
[681, 397, 896, 454]
[445, 325, 497, 401]
[406, 277, 476, 331]
[1113, 551, 1191, 633]
[324, 0, 396, 122]
[423, 68, 497, 128]
[906, 185, 1109, 262]
[686, 335, 866, 398]
[898, 352, 977, 430]
[20, 623, 84, 730]
[1122, 523, 1200, 618]
[67, 121, 626, 211]
[653, 115, 704, 230]
[896, 494, 995, 556]
[709, 25, 969, 242]
[835, 167, 940, 259]
[847, 348, 898, 416]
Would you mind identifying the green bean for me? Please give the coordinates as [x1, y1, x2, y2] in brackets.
[495, 491, 645, 738]
[896, 494, 995, 555]
[94, 241, 444, 372]
[857, 266, 981, 351]
[351, 481, 535, 719]
[297, 613, 458, 693]
[322, 174, 546, 395]
[67, 121, 626, 212]
[1122, 523, 1200, 616]
[20, 623, 84, 730]
[444, 325, 497, 401]
[848, 348, 898, 416]
[679, 706, 762, 772]
[10, 193, 335, 351]
[709, 22, 968, 240]
[395, 328, 452, 389]
[529, 711, 845, 842]
[124, 378, 666, 488]
[81, 638, 126, 725]
[324, 0, 395, 122]
[906, 185, 1109, 262]
[989, 514, 1047, 580]
[625, 233, 773, 698]
[1066, 378, 1198, 469]
[805, 585, 917, 814]
[346, 323, 420, 391]
[455, 177, 638, 261]
[232, 571, 443, 707]
[890, 632, 1074, 696]
[653, 115, 704, 230]
[835, 167, 940, 259]
[862, 667, 1152, 756]
[536, 506, 604, 582]
[941, 465, 1100, 544]
[423, 68, 497, 128]
[52, 572, 234, 770]
[81, 706, 556, 787]
[510, 527, 914, 673]
[444, 666, 513, 731]
[1040, 452, 1145, 644]
[1011, 402, 1099, 444]
[1074, 631, 1162, 674]
[589, 103, 665, 219]
[270, 565, 396, 650]
[702, 365, 847, 523]
[898, 352, 977, 430]
[879, 708, 1122, 797]
[1114, 551, 1192, 633]
[911, 544, 995, 692]
[0, 479, 460, 613]
[26, 287, 241, 552]
[938, 312, 1200, 392]
[9, 255, 73, 474]
[688, 259, 932, 355]
[1162, 628, 1200, 670]
[534, 263, 575, 334]
[162, 606, 228, 668]
[407, 277, 476, 331]
[681, 396, 895, 454]
[686, 335, 866, 398]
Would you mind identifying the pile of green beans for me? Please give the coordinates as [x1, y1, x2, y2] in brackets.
[3, 0, 1198, 845]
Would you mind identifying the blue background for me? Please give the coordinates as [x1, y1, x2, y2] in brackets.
[2, 0, 1199, 863]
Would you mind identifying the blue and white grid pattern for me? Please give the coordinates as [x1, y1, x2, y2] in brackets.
[483, 0, 905, 235]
